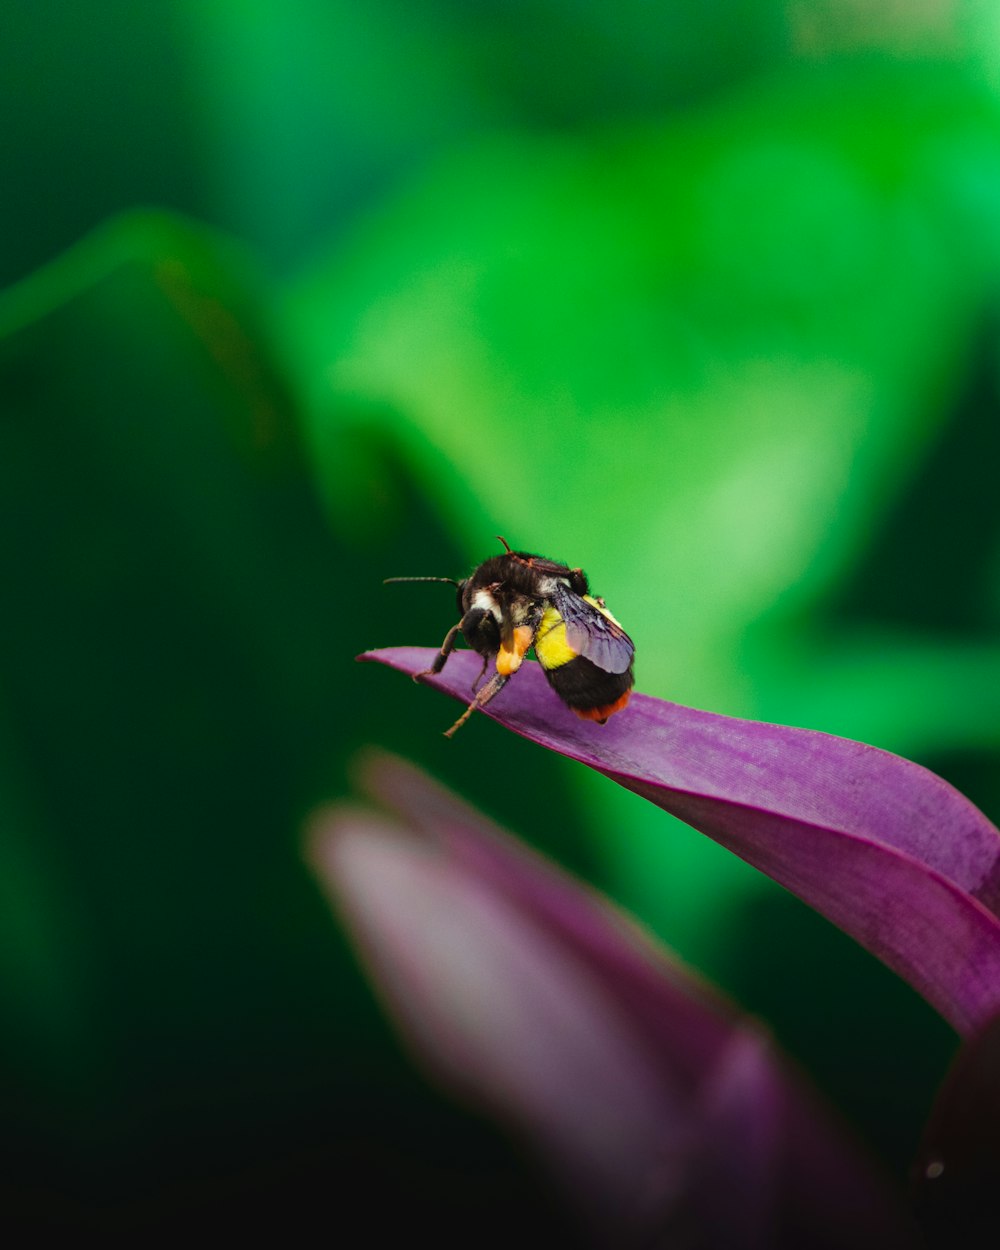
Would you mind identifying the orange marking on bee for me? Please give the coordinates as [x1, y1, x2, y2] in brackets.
[496, 625, 534, 675]
[571, 689, 632, 723]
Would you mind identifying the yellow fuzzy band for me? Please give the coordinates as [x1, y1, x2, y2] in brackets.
[534, 606, 576, 670]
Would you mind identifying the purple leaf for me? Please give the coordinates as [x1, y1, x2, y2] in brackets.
[361, 647, 1000, 1036]
[912, 1006, 1000, 1243]
[309, 751, 913, 1248]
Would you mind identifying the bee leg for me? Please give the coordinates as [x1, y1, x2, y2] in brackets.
[444, 671, 508, 738]
[415, 622, 462, 680]
[470, 655, 489, 694]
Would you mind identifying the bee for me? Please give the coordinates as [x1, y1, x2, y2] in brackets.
[386, 537, 635, 737]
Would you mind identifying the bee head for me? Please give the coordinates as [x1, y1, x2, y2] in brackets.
[459, 604, 500, 658]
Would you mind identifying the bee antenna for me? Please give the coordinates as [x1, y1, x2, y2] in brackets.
[383, 576, 460, 586]
[496, 535, 512, 553]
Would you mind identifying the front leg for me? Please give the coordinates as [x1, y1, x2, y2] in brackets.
[415, 621, 462, 680]
[470, 654, 489, 693]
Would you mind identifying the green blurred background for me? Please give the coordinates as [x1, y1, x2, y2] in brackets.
[3, 1, 1000, 1237]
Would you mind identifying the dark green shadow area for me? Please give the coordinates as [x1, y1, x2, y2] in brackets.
[0, 5, 211, 289]
[830, 301, 1000, 637]
[0, 216, 586, 1239]
[716, 888, 957, 1180]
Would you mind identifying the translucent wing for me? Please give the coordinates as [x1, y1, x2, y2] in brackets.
[549, 583, 634, 675]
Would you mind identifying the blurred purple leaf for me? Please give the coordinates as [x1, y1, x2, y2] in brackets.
[361, 647, 1000, 1037]
[912, 1007, 1000, 1245]
[309, 751, 914, 1248]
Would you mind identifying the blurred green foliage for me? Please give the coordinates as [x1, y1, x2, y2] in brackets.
[3, 0, 1000, 1237]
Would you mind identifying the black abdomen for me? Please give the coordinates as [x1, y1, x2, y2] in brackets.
[544, 656, 633, 722]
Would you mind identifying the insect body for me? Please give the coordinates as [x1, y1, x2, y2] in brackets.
[386, 537, 635, 736]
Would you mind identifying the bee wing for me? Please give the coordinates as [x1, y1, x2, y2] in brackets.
[521, 556, 575, 577]
[550, 583, 634, 675]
